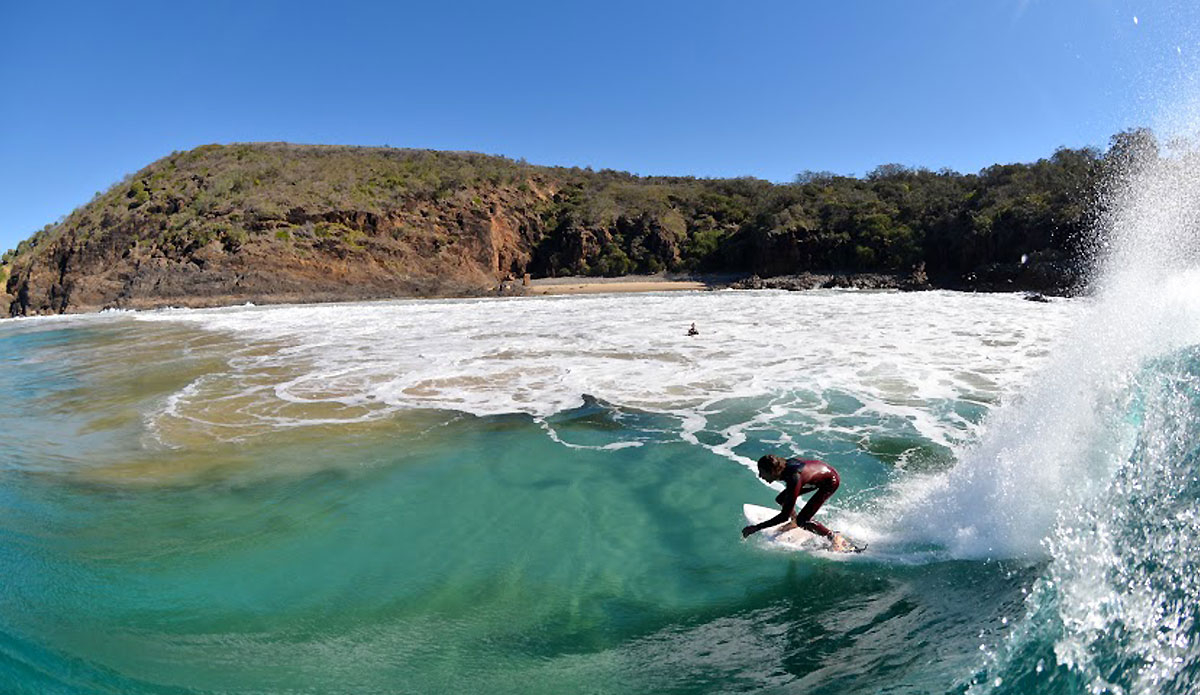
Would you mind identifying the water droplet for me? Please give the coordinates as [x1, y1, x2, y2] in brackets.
[1036, 658, 1045, 673]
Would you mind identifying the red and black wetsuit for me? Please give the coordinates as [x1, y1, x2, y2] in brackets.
[774, 458, 840, 538]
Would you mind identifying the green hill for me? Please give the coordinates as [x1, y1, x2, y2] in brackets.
[4, 134, 1144, 315]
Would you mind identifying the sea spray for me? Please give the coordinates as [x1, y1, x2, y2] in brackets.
[937, 125, 1200, 692]
[853, 128, 1200, 560]
[965, 347, 1200, 695]
[1047, 350, 1200, 693]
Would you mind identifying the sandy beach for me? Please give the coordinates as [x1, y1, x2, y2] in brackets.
[522, 274, 722, 296]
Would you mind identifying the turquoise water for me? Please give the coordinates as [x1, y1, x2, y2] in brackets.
[1, 284, 1198, 693]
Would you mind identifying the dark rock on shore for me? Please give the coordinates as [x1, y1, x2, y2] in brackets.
[927, 251, 1085, 297]
[729, 264, 932, 293]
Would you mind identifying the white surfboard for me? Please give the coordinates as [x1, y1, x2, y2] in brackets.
[742, 503, 867, 553]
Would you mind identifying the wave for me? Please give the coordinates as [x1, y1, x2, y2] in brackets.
[952, 346, 1200, 695]
[851, 266, 1200, 559]
[856, 116, 1200, 690]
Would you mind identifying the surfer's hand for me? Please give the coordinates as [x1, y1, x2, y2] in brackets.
[741, 525, 757, 539]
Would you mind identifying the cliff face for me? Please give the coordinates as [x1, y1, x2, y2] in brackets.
[12, 204, 533, 314]
[6, 145, 560, 315]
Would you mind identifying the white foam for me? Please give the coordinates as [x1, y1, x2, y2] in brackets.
[132, 291, 1079, 447]
[865, 273, 1200, 559]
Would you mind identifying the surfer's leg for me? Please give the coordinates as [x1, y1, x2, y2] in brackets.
[796, 472, 839, 538]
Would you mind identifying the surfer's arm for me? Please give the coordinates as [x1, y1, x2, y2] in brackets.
[741, 490, 797, 537]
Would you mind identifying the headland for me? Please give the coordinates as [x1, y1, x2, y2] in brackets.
[2, 136, 1137, 316]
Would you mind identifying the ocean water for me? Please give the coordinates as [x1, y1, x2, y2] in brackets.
[0, 280, 1189, 695]
[6, 147, 1200, 695]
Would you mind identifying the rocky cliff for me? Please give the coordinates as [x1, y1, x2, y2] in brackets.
[5, 145, 566, 314]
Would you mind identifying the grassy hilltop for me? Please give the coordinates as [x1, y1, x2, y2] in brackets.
[3, 133, 1153, 315]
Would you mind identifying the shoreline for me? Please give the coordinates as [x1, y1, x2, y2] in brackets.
[523, 274, 718, 296]
[3, 271, 1069, 318]
[507, 269, 1070, 300]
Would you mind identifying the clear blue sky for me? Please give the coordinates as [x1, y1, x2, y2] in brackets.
[1, 0, 1195, 253]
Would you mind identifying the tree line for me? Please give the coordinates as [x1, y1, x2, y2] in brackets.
[3, 130, 1163, 292]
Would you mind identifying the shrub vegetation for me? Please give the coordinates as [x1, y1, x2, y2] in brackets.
[2, 132, 1157, 286]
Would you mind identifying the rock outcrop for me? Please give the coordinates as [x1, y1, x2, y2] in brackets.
[6, 146, 558, 314]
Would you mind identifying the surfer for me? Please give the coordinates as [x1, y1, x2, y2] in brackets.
[687, 322, 699, 336]
[741, 454, 851, 552]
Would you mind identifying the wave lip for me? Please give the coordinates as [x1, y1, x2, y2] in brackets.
[940, 103, 1200, 690]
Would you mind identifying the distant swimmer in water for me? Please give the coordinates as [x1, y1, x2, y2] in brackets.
[742, 454, 851, 552]
[687, 322, 699, 336]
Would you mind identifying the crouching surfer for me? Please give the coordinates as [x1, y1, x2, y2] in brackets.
[741, 454, 852, 552]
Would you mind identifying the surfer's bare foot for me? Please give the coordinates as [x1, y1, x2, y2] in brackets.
[830, 533, 851, 552]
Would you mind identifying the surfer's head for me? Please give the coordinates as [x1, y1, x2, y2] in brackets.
[757, 454, 787, 482]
